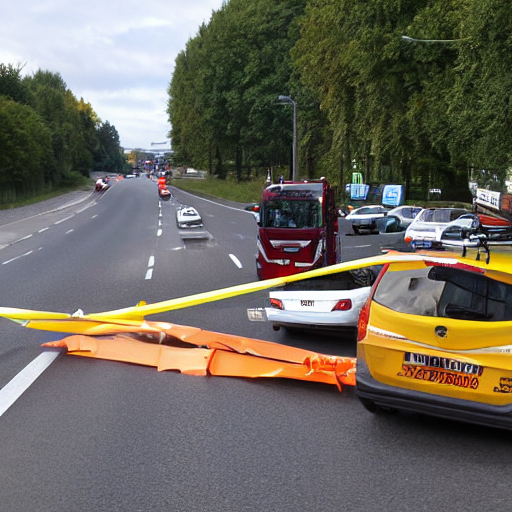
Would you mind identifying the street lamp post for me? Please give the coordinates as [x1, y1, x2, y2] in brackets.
[278, 95, 298, 181]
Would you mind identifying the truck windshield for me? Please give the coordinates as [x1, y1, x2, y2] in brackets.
[261, 199, 323, 228]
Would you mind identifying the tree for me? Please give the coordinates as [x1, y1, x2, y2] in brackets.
[0, 96, 53, 203]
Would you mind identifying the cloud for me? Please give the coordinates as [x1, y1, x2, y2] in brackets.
[0, 0, 224, 149]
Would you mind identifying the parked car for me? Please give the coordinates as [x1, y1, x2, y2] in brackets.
[245, 203, 260, 223]
[355, 247, 512, 430]
[404, 207, 469, 249]
[176, 206, 203, 228]
[261, 266, 382, 332]
[345, 205, 389, 234]
[440, 213, 512, 250]
[377, 205, 422, 233]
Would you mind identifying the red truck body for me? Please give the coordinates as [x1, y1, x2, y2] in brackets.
[256, 179, 338, 280]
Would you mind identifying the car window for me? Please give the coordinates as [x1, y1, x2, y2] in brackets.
[374, 265, 512, 321]
[404, 207, 422, 219]
[282, 266, 383, 291]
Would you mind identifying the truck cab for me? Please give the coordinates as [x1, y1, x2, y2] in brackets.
[256, 179, 338, 280]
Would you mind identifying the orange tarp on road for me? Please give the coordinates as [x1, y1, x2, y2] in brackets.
[42, 320, 356, 390]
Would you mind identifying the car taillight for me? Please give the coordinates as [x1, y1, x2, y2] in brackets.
[357, 298, 371, 342]
[270, 298, 284, 310]
[331, 299, 352, 311]
[357, 262, 389, 342]
[404, 235, 412, 243]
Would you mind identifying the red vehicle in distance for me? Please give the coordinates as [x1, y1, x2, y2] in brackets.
[256, 179, 339, 280]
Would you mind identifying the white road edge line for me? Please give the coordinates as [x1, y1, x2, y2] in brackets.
[0, 350, 60, 417]
[229, 253, 243, 269]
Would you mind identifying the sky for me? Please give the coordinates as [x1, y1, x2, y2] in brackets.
[0, 0, 226, 151]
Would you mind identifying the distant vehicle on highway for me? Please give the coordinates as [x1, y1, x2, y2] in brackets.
[345, 205, 389, 234]
[244, 203, 260, 223]
[176, 206, 203, 229]
[249, 266, 382, 333]
[404, 207, 469, 249]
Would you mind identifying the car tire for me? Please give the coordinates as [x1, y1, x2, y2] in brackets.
[353, 226, 360, 235]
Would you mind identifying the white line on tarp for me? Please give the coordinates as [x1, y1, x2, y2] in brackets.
[0, 350, 60, 417]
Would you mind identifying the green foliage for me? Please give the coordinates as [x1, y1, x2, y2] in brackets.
[0, 63, 124, 204]
[168, 0, 511, 200]
[0, 63, 30, 104]
[0, 96, 53, 203]
[168, 0, 307, 180]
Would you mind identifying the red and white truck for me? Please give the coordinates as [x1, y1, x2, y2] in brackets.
[256, 179, 339, 280]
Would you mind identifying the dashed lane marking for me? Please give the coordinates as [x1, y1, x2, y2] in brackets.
[2, 250, 33, 265]
[229, 254, 243, 269]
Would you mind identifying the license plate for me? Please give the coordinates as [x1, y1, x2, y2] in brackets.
[301, 300, 315, 307]
[414, 240, 432, 249]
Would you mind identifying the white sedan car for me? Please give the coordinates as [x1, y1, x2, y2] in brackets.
[345, 205, 389, 234]
[176, 206, 203, 228]
[404, 207, 469, 249]
[252, 266, 382, 332]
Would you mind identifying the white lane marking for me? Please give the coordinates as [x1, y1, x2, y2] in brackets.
[145, 268, 153, 280]
[229, 254, 243, 269]
[175, 189, 246, 213]
[38, 228, 49, 233]
[54, 215, 74, 225]
[66, 229, 74, 234]
[148, 255, 155, 267]
[2, 250, 33, 265]
[91, 214, 98, 219]
[157, 229, 162, 237]
[0, 351, 60, 417]
[76, 203, 94, 214]
[17, 234, 33, 242]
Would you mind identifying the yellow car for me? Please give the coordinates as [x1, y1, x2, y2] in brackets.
[356, 248, 512, 430]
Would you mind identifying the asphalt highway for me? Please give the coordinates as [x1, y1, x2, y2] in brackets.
[0, 178, 510, 512]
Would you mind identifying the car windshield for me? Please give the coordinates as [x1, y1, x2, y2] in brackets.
[374, 265, 512, 321]
[260, 199, 322, 228]
[279, 266, 383, 291]
[417, 209, 466, 223]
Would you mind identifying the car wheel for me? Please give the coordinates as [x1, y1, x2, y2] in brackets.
[359, 397, 397, 414]
[353, 226, 360, 235]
